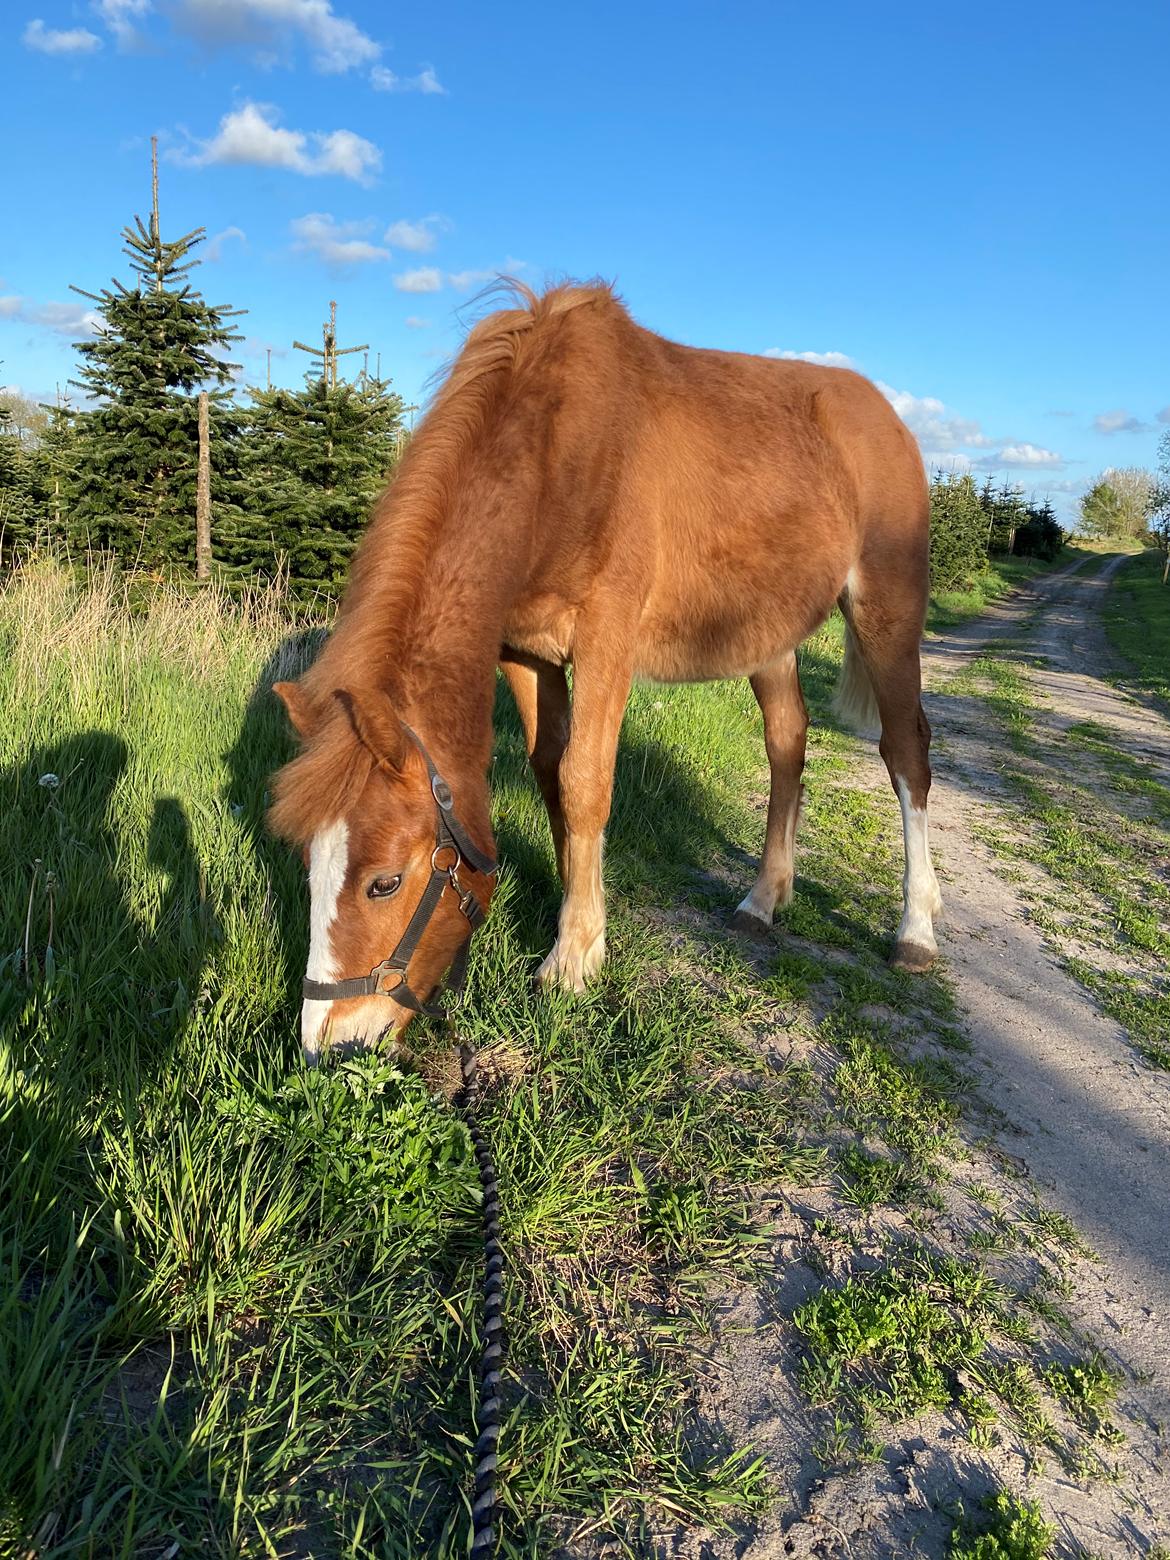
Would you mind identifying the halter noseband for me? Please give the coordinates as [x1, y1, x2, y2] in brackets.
[301, 726, 498, 1021]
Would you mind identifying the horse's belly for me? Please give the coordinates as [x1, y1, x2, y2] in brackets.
[634, 612, 796, 683]
[635, 564, 837, 683]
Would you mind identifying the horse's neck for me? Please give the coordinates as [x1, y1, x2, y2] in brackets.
[333, 482, 511, 832]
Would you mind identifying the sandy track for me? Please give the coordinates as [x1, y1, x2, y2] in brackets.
[696, 557, 1170, 1559]
[916, 556, 1170, 1396]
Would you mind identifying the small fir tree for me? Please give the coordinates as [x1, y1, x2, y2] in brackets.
[66, 146, 244, 569]
[1014, 498, 1063, 560]
[229, 370, 404, 593]
[0, 378, 41, 560]
[26, 400, 83, 548]
[979, 478, 1030, 555]
[929, 471, 989, 589]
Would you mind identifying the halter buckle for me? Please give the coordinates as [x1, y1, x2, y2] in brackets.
[431, 775, 454, 811]
[371, 960, 407, 996]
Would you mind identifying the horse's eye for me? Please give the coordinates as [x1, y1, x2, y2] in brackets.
[368, 874, 402, 900]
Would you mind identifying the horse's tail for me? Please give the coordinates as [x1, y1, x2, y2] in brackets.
[832, 622, 881, 736]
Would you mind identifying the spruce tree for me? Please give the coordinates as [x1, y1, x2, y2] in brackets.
[0, 379, 40, 560]
[66, 146, 244, 569]
[230, 370, 404, 593]
[27, 400, 82, 548]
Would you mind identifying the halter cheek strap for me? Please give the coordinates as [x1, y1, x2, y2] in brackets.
[301, 726, 497, 1020]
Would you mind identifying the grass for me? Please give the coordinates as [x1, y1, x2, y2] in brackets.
[1102, 549, 1170, 713]
[948, 1490, 1056, 1559]
[2, 564, 799, 1555]
[793, 1251, 999, 1453]
[927, 545, 1097, 632]
[0, 555, 1128, 1554]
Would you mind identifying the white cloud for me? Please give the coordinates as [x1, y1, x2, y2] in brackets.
[23, 18, 103, 53]
[991, 443, 1064, 469]
[763, 348, 855, 368]
[393, 266, 442, 293]
[384, 215, 448, 253]
[96, 0, 151, 45]
[1041, 478, 1090, 495]
[174, 102, 381, 183]
[1158, 407, 1170, 425]
[876, 376, 1065, 472]
[877, 381, 995, 451]
[921, 451, 974, 473]
[404, 316, 431, 328]
[291, 212, 389, 265]
[1092, 408, 1149, 434]
[447, 268, 496, 291]
[0, 295, 101, 336]
[370, 63, 445, 94]
[173, 0, 379, 72]
[204, 225, 246, 261]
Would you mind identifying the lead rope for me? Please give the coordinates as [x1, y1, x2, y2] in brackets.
[458, 1042, 505, 1555]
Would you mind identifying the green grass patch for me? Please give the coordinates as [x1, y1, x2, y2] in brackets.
[1042, 1353, 1121, 1437]
[948, 1489, 1056, 1559]
[927, 547, 1092, 633]
[1, 558, 991, 1554]
[1102, 550, 1170, 714]
[1063, 958, 1170, 1069]
[949, 650, 1170, 1070]
[1065, 722, 1170, 825]
[793, 1251, 1010, 1461]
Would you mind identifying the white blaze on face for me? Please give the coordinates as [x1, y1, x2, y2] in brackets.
[301, 817, 349, 1064]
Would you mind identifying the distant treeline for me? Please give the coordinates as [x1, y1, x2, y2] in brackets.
[928, 474, 1063, 591]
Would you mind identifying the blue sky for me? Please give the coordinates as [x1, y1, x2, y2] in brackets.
[2, 0, 1166, 518]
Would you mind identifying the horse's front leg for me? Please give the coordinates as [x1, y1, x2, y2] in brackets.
[537, 634, 633, 993]
[500, 648, 571, 882]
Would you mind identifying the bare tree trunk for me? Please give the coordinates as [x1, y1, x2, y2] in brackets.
[196, 391, 211, 581]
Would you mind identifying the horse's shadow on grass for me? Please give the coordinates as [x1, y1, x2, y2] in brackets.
[1, 727, 220, 1541]
[2, 729, 214, 1075]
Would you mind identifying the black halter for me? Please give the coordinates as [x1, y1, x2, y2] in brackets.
[302, 726, 498, 1021]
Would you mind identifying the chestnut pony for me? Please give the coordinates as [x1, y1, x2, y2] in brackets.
[270, 280, 941, 1063]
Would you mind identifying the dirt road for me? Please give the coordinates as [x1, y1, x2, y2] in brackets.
[711, 555, 1170, 1559]
[920, 556, 1170, 1393]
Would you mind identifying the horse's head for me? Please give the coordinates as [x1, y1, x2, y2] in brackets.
[270, 681, 496, 1065]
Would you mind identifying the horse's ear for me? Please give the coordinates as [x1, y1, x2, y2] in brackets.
[333, 688, 411, 774]
[273, 680, 317, 738]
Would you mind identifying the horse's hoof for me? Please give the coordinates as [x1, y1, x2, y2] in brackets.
[890, 940, 937, 974]
[730, 908, 772, 941]
[536, 934, 604, 993]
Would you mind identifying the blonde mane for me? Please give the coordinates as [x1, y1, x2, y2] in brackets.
[276, 279, 617, 841]
[300, 279, 615, 708]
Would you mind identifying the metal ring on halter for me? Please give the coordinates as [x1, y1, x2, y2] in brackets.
[432, 842, 461, 874]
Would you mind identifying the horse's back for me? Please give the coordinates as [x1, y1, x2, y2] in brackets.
[503, 297, 928, 681]
[606, 334, 925, 679]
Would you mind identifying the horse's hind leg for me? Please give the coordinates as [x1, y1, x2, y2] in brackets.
[732, 652, 808, 937]
[500, 649, 570, 881]
[841, 580, 942, 971]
